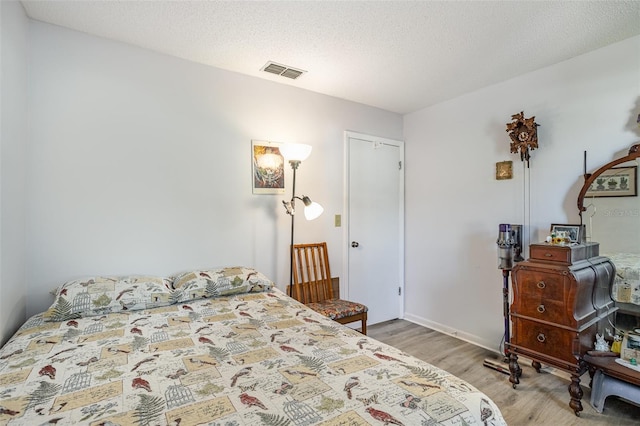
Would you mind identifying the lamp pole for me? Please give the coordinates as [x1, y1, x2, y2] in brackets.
[288, 160, 300, 297]
[280, 143, 321, 298]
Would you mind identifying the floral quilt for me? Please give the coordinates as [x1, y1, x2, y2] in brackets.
[0, 288, 505, 425]
[606, 252, 640, 306]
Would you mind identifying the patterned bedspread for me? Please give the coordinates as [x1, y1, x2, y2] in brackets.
[0, 287, 505, 425]
[606, 252, 640, 306]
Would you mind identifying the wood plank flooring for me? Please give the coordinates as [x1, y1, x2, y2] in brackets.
[368, 319, 640, 425]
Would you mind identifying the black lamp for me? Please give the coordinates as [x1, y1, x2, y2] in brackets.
[280, 143, 323, 296]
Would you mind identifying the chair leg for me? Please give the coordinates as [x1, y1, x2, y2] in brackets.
[361, 313, 367, 335]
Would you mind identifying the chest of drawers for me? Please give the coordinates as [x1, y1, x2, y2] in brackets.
[507, 242, 616, 416]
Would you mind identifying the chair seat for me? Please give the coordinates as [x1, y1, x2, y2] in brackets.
[307, 299, 368, 321]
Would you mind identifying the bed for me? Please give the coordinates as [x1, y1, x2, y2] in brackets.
[607, 253, 640, 307]
[0, 267, 506, 425]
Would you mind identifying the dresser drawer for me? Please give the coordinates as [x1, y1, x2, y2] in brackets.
[511, 318, 579, 365]
[529, 242, 599, 265]
[513, 269, 566, 301]
[513, 297, 569, 324]
[530, 244, 572, 264]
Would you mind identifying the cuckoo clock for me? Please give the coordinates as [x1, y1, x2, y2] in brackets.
[506, 111, 540, 167]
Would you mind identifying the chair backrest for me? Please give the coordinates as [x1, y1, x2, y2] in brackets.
[291, 242, 334, 304]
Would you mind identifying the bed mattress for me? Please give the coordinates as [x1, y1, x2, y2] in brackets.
[0, 276, 505, 425]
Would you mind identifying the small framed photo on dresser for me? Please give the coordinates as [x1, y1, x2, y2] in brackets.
[550, 224, 585, 244]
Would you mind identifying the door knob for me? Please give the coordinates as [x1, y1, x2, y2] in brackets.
[351, 241, 359, 248]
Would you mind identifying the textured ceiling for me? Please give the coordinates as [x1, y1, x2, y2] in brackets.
[20, 1, 640, 114]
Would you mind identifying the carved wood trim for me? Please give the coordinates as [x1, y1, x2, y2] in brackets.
[577, 143, 640, 217]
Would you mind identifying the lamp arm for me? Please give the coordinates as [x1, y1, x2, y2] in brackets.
[282, 199, 295, 215]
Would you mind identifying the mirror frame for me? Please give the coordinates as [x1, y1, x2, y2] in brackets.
[577, 143, 640, 225]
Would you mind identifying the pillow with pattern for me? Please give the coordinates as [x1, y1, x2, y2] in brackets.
[43, 275, 173, 322]
[172, 266, 274, 303]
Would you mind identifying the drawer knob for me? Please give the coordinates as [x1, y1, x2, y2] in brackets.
[544, 252, 553, 257]
[537, 304, 546, 313]
[537, 333, 546, 343]
[537, 281, 546, 289]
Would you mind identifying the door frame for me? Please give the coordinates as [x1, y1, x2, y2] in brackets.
[342, 131, 405, 321]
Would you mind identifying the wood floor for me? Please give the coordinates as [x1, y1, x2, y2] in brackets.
[368, 319, 640, 425]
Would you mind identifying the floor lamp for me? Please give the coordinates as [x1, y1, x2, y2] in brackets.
[280, 143, 323, 297]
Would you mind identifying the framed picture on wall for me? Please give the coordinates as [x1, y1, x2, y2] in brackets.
[252, 140, 285, 194]
[550, 224, 585, 244]
[496, 161, 513, 180]
[585, 166, 637, 198]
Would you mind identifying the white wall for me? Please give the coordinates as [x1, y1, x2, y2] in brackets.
[7, 14, 638, 354]
[403, 35, 640, 351]
[25, 22, 403, 317]
[0, 0, 29, 346]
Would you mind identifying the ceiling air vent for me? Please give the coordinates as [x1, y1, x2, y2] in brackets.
[261, 61, 306, 80]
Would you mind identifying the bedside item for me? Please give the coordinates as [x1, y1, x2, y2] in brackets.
[584, 354, 640, 414]
[621, 330, 640, 362]
[612, 334, 623, 354]
[507, 241, 617, 416]
[586, 350, 618, 357]
[594, 333, 610, 352]
[616, 357, 640, 372]
[549, 223, 585, 244]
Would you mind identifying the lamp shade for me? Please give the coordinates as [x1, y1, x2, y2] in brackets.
[280, 143, 312, 162]
[303, 201, 324, 221]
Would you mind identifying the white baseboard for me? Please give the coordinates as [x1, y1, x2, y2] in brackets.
[401, 314, 585, 386]
[403, 312, 503, 357]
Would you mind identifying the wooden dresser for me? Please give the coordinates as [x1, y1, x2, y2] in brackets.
[507, 242, 617, 416]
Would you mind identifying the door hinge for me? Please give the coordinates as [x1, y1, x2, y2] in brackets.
[398, 287, 401, 296]
[398, 161, 402, 170]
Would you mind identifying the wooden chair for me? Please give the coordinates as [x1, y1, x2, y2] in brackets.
[289, 242, 368, 334]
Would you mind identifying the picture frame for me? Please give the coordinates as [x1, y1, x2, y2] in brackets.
[550, 224, 585, 244]
[252, 140, 285, 194]
[496, 161, 513, 180]
[585, 166, 637, 198]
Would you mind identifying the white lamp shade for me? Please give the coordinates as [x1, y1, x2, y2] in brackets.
[304, 201, 324, 221]
[280, 143, 312, 162]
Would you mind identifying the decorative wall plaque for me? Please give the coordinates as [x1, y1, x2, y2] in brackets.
[496, 161, 513, 180]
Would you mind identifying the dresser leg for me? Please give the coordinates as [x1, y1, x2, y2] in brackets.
[508, 353, 521, 388]
[568, 373, 584, 416]
[531, 360, 541, 373]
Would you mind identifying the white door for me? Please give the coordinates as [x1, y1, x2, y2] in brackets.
[345, 132, 404, 325]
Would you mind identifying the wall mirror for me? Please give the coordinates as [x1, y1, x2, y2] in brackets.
[577, 143, 640, 320]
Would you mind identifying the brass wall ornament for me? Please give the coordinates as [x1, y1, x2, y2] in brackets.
[496, 161, 513, 180]
[506, 111, 540, 167]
